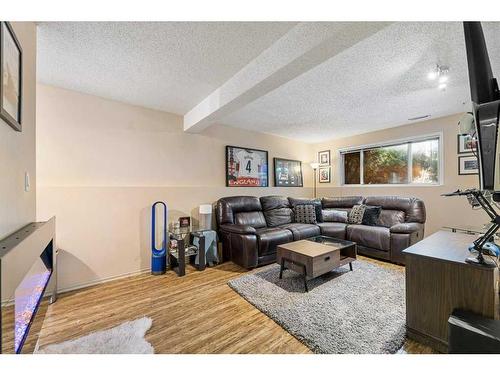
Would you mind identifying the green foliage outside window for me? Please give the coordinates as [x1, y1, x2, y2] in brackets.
[364, 145, 408, 184]
[343, 138, 439, 185]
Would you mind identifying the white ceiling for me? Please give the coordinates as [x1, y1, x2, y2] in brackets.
[220, 22, 500, 142]
[37, 22, 500, 143]
[37, 22, 296, 114]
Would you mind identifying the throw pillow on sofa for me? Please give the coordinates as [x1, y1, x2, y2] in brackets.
[288, 197, 323, 222]
[348, 204, 382, 226]
[294, 204, 317, 224]
[348, 204, 366, 224]
[362, 205, 382, 226]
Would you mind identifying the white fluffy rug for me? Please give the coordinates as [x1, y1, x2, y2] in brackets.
[37, 317, 154, 354]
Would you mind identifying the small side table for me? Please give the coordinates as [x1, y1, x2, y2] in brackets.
[191, 232, 206, 271]
[168, 232, 206, 276]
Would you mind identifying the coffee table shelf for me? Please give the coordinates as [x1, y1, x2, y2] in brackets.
[277, 235, 357, 292]
[339, 255, 356, 268]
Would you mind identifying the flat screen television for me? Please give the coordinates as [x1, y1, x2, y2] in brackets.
[463, 22, 500, 199]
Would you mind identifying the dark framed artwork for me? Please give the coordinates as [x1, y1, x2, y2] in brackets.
[0, 22, 22, 131]
[273, 158, 303, 187]
[457, 134, 477, 154]
[458, 155, 479, 175]
[179, 216, 191, 229]
[226, 146, 269, 187]
[318, 150, 330, 165]
[319, 166, 331, 183]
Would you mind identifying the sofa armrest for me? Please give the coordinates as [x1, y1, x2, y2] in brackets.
[219, 224, 257, 235]
[390, 222, 424, 234]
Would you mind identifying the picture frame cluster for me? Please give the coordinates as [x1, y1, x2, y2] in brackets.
[318, 150, 331, 183]
[457, 134, 478, 175]
[225, 146, 303, 188]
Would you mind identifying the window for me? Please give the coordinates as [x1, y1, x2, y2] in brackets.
[344, 152, 360, 184]
[411, 138, 440, 183]
[364, 144, 408, 184]
[341, 135, 441, 185]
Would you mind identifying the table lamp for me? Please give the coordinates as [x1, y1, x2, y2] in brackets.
[199, 204, 213, 230]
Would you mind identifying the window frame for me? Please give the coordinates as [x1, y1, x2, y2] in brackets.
[338, 132, 444, 187]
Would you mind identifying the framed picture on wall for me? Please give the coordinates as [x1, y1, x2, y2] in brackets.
[226, 146, 269, 187]
[458, 155, 479, 175]
[273, 158, 303, 187]
[319, 166, 331, 183]
[318, 150, 330, 165]
[0, 22, 22, 132]
[457, 134, 477, 154]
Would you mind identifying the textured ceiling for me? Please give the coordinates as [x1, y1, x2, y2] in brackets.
[220, 22, 500, 142]
[37, 22, 296, 114]
[38, 22, 500, 143]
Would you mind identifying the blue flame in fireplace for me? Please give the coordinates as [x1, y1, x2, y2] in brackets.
[14, 259, 52, 353]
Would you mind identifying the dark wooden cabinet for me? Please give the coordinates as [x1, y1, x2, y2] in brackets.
[403, 230, 499, 353]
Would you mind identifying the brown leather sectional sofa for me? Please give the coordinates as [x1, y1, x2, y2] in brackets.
[216, 195, 426, 268]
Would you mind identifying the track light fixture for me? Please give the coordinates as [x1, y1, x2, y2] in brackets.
[428, 64, 450, 90]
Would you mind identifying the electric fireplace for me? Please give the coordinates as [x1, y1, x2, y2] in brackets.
[0, 217, 57, 354]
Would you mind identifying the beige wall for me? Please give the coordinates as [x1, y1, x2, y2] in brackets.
[313, 114, 489, 235]
[37, 84, 489, 291]
[36, 84, 313, 291]
[0, 22, 37, 239]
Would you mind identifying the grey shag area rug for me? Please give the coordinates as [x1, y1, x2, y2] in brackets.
[228, 260, 405, 354]
[36, 317, 154, 354]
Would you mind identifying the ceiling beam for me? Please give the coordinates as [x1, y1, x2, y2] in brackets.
[183, 22, 392, 133]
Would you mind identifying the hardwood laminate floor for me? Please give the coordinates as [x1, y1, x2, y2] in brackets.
[38, 257, 436, 354]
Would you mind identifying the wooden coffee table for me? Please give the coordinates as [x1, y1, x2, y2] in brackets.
[276, 236, 357, 292]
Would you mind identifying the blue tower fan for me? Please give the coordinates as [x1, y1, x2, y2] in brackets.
[151, 201, 168, 275]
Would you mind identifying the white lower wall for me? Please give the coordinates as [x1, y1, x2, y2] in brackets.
[37, 185, 312, 291]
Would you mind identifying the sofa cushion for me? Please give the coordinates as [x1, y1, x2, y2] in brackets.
[220, 224, 256, 234]
[377, 209, 405, 228]
[363, 196, 426, 224]
[278, 223, 320, 241]
[322, 196, 363, 209]
[288, 197, 323, 222]
[346, 224, 391, 252]
[255, 227, 293, 256]
[316, 222, 347, 239]
[263, 208, 293, 227]
[322, 209, 348, 223]
[390, 222, 424, 234]
[260, 196, 293, 227]
[294, 204, 317, 224]
[234, 211, 267, 228]
[216, 196, 262, 225]
[260, 195, 290, 210]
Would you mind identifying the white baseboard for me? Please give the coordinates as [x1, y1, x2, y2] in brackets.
[56, 267, 151, 295]
[2, 269, 153, 355]
[1, 268, 152, 304]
